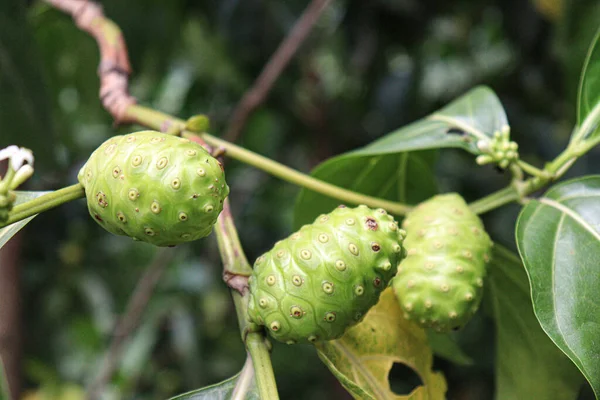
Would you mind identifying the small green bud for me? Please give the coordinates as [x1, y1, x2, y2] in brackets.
[476, 155, 493, 165]
[185, 115, 211, 133]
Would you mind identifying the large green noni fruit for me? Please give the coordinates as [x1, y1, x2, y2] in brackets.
[248, 205, 407, 344]
[392, 194, 492, 332]
[78, 130, 229, 247]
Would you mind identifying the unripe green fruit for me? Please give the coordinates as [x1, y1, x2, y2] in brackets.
[78, 131, 229, 247]
[248, 205, 407, 344]
[392, 194, 492, 333]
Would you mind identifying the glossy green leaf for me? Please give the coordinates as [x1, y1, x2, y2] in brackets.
[516, 176, 600, 398]
[169, 358, 259, 400]
[0, 191, 49, 249]
[294, 151, 438, 228]
[356, 86, 507, 157]
[486, 244, 584, 399]
[575, 27, 600, 143]
[294, 86, 507, 228]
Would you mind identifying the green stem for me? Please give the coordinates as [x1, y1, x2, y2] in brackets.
[197, 133, 412, 215]
[213, 199, 279, 399]
[570, 101, 600, 144]
[214, 201, 252, 277]
[468, 112, 600, 214]
[0, 167, 16, 193]
[246, 333, 279, 400]
[469, 186, 519, 215]
[124, 104, 413, 216]
[545, 147, 578, 176]
[470, 143, 585, 214]
[1, 184, 85, 228]
[516, 160, 550, 179]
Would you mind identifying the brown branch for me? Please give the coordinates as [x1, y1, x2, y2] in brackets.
[86, 248, 176, 400]
[45, 0, 136, 123]
[45, 0, 210, 151]
[0, 232, 23, 400]
[222, 0, 333, 143]
[215, 199, 252, 294]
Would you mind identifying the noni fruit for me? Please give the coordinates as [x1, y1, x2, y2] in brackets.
[78, 130, 229, 247]
[248, 205, 407, 344]
[392, 193, 492, 332]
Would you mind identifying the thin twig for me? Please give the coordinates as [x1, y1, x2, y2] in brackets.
[214, 201, 280, 399]
[86, 248, 176, 399]
[223, 0, 333, 143]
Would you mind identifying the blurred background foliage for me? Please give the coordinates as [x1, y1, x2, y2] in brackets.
[0, 0, 599, 398]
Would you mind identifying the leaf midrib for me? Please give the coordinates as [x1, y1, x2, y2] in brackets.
[539, 198, 600, 242]
[533, 199, 593, 386]
[330, 341, 390, 400]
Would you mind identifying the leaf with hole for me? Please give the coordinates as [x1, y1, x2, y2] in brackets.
[315, 288, 447, 400]
[0, 191, 50, 250]
[169, 358, 258, 400]
[575, 27, 600, 143]
[516, 176, 600, 398]
[485, 244, 584, 399]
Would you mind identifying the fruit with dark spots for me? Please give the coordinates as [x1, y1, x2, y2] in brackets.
[78, 130, 229, 246]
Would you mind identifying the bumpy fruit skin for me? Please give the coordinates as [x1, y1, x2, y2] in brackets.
[78, 131, 229, 247]
[248, 205, 407, 344]
[392, 194, 492, 332]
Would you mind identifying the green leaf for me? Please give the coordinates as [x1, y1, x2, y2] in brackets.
[516, 176, 600, 398]
[294, 86, 507, 228]
[0, 357, 9, 400]
[0, 191, 49, 249]
[425, 332, 473, 366]
[353, 86, 507, 157]
[486, 244, 584, 399]
[576, 27, 600, 143]
[169, 359, 259, 400]
[294, 151, 438, 228]
[315, 289, 447, 400]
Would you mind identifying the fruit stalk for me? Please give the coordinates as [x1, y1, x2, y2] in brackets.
[246, 333, 279, 399]
[214, 199, 280, 399]
[0, 184, 85, 229]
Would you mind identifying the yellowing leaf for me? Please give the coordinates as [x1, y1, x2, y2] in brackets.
[315, 289, 447, 400]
